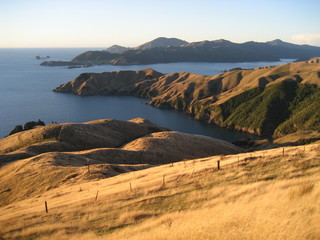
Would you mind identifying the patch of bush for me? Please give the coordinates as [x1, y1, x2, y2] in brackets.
[9, 125, 23, 135]
[9, 119, 45, 136]
[24, 120, 45, 131]
[213, 81, 320, 137]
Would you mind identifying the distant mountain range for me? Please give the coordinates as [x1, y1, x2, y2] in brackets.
[41, 37, 320, 66]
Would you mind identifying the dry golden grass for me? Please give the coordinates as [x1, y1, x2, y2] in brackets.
[0, 143, 319, 240]
[0, 118, 243, 210]
[274, 131, 320, 144]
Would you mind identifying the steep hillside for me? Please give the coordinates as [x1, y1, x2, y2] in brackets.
[54, 61, 320, 138]
[1, 141, 319, 239]
[214, 81, 320, 136]
[274, 84, 320, 137]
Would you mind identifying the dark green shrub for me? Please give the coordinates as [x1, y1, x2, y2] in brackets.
[9, 125, 23, 135]
[24, 119, 45, 130]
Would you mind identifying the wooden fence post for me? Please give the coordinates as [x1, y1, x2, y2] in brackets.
[162, 175, 165, 186]
[87, 159, 90, 178]
[130, 182, 133, 192]
[45, 201, 48, 214]
[282, 148, 285, 157]
[95, 191, 99, 202]
[217, 160, 220, 170]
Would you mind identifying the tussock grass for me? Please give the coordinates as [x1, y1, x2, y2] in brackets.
[0, 143, 319, 239]
[289, 181, 315, 199]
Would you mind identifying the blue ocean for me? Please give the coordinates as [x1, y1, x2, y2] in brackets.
[0, 48, 293, 140]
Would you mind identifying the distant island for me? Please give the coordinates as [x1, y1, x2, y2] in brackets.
[54, 58, 320, 142]
[41, 37, 320, 67]
[35, 55, 50, 60]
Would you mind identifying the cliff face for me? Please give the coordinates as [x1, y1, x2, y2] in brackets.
[54, 61, 320, 137]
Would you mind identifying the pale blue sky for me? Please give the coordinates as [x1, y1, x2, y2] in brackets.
[1, 0, 320, 47]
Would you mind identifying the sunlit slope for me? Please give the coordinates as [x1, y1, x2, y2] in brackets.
[0, 119, 241, 206]
[0, 142, 319, 239]
[0, 118, 168, 157]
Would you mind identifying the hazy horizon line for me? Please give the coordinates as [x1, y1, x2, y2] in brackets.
[1, 38, 320, 49]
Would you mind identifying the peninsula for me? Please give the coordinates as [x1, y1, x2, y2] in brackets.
[54, 58, 320, 140]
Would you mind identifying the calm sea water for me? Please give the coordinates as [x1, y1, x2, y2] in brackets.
[0, 48, 293, 140]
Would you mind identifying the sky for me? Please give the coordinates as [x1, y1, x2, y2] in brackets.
[1, 0, 320, 48]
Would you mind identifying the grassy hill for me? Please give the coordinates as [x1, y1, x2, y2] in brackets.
[1, 141, 319, 239]
[0, 119, 241, 206]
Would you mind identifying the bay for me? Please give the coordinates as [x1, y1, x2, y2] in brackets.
[0, 48, 293, 140]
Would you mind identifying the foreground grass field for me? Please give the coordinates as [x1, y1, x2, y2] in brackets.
[1, 143, 319, 240]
